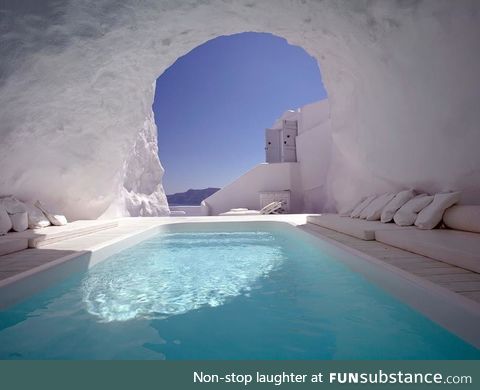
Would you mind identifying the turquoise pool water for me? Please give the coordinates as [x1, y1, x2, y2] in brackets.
[0, 224, 478, 359]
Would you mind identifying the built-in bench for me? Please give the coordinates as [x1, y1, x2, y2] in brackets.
[307, 214, 480, 274]
[375, 229, 480, 274]
[0, 220, 118, 254]
[307, 214, 412, 240]
[0, 237, 29, 256]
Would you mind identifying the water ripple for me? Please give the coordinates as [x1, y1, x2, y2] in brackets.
[82, 232, 285, 322]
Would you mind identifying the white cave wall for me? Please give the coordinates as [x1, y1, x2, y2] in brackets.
[0, 0, 479, 220]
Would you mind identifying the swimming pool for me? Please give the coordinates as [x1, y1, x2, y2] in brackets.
[0, 222, 478, 359]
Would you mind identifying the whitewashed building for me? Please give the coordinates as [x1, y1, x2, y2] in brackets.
[197, 99, 332, 215]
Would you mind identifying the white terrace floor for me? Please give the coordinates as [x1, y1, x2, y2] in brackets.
[1, 214, 480, 307]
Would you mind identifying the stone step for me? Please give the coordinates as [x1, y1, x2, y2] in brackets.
[4, 220, 119, 249]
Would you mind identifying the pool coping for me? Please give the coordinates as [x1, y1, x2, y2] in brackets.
[298, 224, 480, 349]
[0, 215, 479, 350]
[0, 216, 307, 308]
[0, 226, 158, 309]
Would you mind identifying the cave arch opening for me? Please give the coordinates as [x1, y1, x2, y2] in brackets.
[151, 32, 328, 208]
[1, 1, 478, 220]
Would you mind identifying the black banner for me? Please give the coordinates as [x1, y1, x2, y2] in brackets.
[0, 360, 478, 389]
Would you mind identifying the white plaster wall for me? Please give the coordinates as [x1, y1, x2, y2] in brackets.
[203, 163, 301, 215]
[0, 0, 479, 219]
[298, 100, 330, 135]
[271, 110, 299, 130]
[296, 100, 334, 213]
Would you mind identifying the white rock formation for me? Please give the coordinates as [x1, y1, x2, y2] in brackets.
[0, 0, 479, 219]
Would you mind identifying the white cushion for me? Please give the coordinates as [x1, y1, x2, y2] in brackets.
[0, 196, 27, 214]
[443, 205, 480, 234]
[0, 205, 12, 235]
[0, 197, 30, 232]
[50, 214, 68, 225]
[338, 196, 365, 217]
[381, 189, 416, 223]
[10, 212, 28, 232]
[34, 201, 68, 226]
[393, 194, 433, 226]
[360, 192, 396, 221]
[350, 195, 377, 218]
[24, 202, 51, 229]
[415, 192, 461, 230]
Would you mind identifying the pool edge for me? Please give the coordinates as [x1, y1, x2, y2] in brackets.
[1, 217, 479, 351]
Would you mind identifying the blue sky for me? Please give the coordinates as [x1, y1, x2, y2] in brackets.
[154, 32, 327, 194]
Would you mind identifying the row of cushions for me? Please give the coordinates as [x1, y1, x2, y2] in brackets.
[415, 192, 461, 229]
[0, 197, 67, 235]
[381, 190, 416, 222]
[345, 190, 414, 221]
[361, 193, 396, 220]
[393, 194, 432, 226]
[340, 190, 461, 230]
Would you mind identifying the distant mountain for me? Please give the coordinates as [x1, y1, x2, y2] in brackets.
[167, 188, 220, 206]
